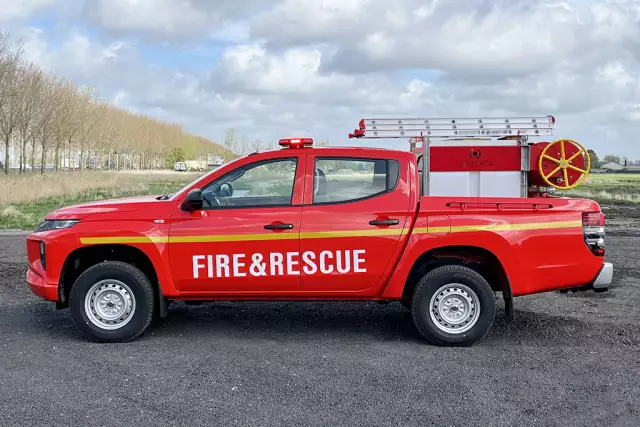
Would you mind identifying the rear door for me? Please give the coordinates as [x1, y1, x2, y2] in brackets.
[299, 153, 413, 295]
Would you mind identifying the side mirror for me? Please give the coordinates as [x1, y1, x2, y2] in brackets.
[181, 188, 203, 211]
[220, 183, 233, 197]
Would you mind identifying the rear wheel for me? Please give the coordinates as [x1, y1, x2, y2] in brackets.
[411, 265, 495, 346]
[69, 261, 155, 343]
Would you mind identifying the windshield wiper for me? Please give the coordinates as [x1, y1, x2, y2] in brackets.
[155, 194, 172, 200]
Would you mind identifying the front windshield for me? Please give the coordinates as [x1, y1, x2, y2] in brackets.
[169, 156, 246, 200]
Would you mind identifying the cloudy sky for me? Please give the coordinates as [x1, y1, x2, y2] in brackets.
[1, 0, 639, 159]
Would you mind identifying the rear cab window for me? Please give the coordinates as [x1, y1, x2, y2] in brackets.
[312, 157, 400, 204]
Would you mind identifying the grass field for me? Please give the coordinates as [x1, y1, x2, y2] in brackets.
[1, 170, 638, 231]
[558, 173, 640, 204]
[0, 171, 202, 230]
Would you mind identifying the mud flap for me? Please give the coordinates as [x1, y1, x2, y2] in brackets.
[503, 280, 514, 321]
[157, 283, 168, 318]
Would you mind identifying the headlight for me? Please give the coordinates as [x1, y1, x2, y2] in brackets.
[35, 220, 80, 233]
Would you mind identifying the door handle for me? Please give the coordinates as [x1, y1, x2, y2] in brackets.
[264, 223, 294, 230]
[369, 219, 399, 226]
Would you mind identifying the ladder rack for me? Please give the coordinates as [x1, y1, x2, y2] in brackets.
[348, 116, 555, 139]
[347, 116, 556, 197]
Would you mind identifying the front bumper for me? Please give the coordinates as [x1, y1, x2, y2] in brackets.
[26, 268, 58, 302]
[592, 262, 613, 290]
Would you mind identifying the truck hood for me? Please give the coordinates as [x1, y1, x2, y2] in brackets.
[45, 195, 161, 220]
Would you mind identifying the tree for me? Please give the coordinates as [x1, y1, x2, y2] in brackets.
[51, 79, 78, 170]
[0, 30, 234, 174]
[16, 64, 43, 172]
[35, 77, 62, 173]
[73, 86, 100, 170]
[223, 128, 237, 160]
[587, 149, 600, 169]
[0, 65, 21, 174]
[0, 32, 23, 174]
[602, 154, 621, 165]
[165, 146, 185, 169]
[251, 139, 263, 152]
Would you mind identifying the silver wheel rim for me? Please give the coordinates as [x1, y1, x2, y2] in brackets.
[429, 283, 480, 334]
[84, 280, 136, 330]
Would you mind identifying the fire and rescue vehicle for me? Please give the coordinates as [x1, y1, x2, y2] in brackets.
[25, 115, 613, 346]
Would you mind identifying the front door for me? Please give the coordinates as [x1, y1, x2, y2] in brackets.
[169, 155, 306, 294]
[299, 154, 412, 295]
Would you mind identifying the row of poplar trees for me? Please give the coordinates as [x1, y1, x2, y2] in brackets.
[0, 31, 228, 175]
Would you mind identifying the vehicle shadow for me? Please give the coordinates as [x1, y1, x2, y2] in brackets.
[142, 298, 628, 347]
[150, 300, 427, 344]
[22, 294, 634, 346]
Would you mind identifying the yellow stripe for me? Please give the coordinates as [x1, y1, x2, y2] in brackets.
[414, 220, 582, 235]
[80, 236, 169, 244]
[79, 220, 583, 245]
[299, 229, 404, 239]
[414, 220, 582, 234]
[168, 233, 299, 243]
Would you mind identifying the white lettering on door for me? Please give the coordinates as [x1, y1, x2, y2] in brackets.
[193, 255, 205, 278]
[191, 249, 367, 279]
[270, 253, 284, 276]
[302, 251, 317, 275]
[319, 250, 334, 274]
[286, 252, 300, 275]
[354, 250, 366, 273]
[216, 254, 230, 278]
[233, 254, 246, 277]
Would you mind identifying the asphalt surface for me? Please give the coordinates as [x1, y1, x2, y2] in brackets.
[1, 231, 639, 427]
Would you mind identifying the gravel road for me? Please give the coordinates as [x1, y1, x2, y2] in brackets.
[1, 232, 639, 427]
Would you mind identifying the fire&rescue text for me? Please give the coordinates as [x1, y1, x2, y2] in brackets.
[192, 249, 367, 278]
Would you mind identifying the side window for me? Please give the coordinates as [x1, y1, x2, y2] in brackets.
[313, 158, 399, 204]
[202, 158, 297, 208]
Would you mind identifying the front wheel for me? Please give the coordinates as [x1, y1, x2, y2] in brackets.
[411, 265, 495, 346]
[69, 261, 155, 343]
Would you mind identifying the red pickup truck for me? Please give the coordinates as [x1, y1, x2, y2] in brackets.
[25, 137, 612, 346]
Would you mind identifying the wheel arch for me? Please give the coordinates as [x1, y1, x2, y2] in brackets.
[58, 244, 167, 316]
[401, 245, 511, 304]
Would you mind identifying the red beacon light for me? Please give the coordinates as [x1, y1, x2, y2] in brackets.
[279, 137, 314, 148]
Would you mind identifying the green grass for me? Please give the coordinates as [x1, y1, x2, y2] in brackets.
[0, 180, 187, 231]
[3, 170, 639, 231]
[557, 173, 640, 205]
[584, 173, 640, 181]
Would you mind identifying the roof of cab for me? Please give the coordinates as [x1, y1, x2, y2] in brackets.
[272, 145, 413, 156]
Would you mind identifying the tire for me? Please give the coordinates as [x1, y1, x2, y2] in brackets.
[410, 265, 495, 346]
[69, 261, 155, 343]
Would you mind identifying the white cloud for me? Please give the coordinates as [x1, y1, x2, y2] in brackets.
[85, 0, 277, 41]
[596, 62, 635, 88]
[8, 0, 640, 159]
[217, 44, 356, 96]
[253, 0, 639, 78]
[0, 0, 59, 21]
[22, 28, 133, 81]
[87, 0, 212, 39]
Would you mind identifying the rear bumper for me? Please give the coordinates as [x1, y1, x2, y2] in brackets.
[592, 262, 613, 290]
[26, 268, 58, 302]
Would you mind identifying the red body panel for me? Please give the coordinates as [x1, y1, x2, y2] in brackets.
[380, 196, 602, 298]
[167, 151, 307, 295]
[430, 146, 522, 172]
[25, 146, 607, 304]
[298, 151, 415, 296]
